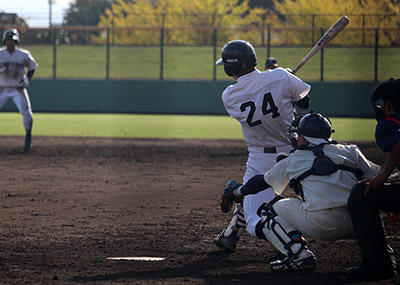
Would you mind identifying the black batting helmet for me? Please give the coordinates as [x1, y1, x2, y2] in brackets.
[265, 57, 278, 69]
[3, 28, 19, 44]
[215, 40, 257, 76]
[297, 112, 334, 139]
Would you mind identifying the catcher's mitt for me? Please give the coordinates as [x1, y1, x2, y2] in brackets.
[221, 180, 243, 213]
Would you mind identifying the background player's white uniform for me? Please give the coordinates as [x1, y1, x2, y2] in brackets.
[222, 67, 310, 237]
[264, 143, 380, 241]
[0, 47, 37, 136]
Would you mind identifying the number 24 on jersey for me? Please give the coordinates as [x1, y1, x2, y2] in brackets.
[240, 92, 280, 127]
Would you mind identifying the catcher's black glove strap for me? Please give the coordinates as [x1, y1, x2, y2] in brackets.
[241, 174, 271, 196]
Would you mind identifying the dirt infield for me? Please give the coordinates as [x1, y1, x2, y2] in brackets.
[0, 136, 399, 284]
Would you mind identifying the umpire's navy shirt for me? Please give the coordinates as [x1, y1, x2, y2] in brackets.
[375, 112, 400, 153]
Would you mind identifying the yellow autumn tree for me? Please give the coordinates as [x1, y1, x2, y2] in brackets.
[273, 0, 400, 46]
[96, 0, 266, 45]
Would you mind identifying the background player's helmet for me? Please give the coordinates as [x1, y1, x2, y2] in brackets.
[215, 40, 257, 76]
[297, 112, 333, 139]
[265, 57, 278, 69]
[3, 28, 20, 44]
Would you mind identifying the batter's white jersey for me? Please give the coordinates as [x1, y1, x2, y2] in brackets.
[222, 68, 310, 149]
[221, 68, 310, 238]
[264, 143, 380, 212]
[0, 47, 38, 88]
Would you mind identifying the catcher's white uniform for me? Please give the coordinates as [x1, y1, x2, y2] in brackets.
[0, 47, 37, 131]
[264, 143, 380, 240]
[222, 67, 310, 237]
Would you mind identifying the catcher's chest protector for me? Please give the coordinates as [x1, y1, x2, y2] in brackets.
[289, 143, 363, 200]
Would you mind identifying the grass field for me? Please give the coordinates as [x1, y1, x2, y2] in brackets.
[26, 45, 400, 82]
[0, 112, 376, 141]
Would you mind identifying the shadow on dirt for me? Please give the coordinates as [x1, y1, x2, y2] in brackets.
[72, 251, 347, 284]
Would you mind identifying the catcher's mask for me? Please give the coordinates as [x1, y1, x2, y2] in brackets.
[3, 28, 19, 45]
[371, 78, 400, 121]
[215, 40, 257, 77]
[289, 112, 334, 141]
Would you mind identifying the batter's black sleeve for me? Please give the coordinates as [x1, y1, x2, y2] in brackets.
[294, 95, 310, 109]
[27, 69, 35, 80]
[241, 174, 271, 196]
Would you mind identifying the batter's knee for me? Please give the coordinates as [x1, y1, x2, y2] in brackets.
[347, 183, 367, 212]
[24, 108, 33, 118]
[22, 109, 33, 130]
[246, 217, 264, 238]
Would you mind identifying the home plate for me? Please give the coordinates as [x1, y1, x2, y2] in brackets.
[106, 257, 165, 261]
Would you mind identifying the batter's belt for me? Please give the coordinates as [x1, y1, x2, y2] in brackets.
[248, 145, 291, 154]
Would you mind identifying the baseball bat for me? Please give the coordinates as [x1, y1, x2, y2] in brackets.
[292, 16, 349, 74]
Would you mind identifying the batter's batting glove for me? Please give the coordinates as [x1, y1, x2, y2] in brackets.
[221, 180, 243, 213]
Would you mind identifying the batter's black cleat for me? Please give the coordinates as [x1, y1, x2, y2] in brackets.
[214, 230, 239, 252]
[23, 132, 32, 152]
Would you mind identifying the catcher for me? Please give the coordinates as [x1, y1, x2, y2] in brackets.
[220, 112, 380, 272]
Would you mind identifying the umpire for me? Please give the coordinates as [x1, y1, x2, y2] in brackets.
[347, 78, 400, 280]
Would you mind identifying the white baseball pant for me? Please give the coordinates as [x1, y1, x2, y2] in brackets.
[273, 198, 355, 241]
[243, 145, 292, 237]
[0, 88, 33, 131]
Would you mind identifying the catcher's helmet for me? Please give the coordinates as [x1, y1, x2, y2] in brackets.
[3, 28, 19, 44]
[297, 112, 333, 139]
[215, 40, 257, 76]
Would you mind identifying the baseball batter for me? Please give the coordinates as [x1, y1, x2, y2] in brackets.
[214, 40, 310, 251]
[0, 28, 37, 152]
[221, 113, 380, 272]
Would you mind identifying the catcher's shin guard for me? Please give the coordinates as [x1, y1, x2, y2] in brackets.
[258, 202, 316, 272]
[214, 203, 245, 251]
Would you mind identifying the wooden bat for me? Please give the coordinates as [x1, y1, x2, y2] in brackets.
[292, 16, 349, 74]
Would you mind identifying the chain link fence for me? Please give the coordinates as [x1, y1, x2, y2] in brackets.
[2, 24, 399, 81]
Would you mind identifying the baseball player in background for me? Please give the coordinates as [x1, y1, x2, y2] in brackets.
[221, 113, 380, 272]
[0, 28, 37, 152]
[346, 78, 400, 280]
[264, 57, 278, 70]
[214, 40, 310, 252]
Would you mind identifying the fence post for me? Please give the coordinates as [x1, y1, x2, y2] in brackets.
[261, 16, 266, 47]
[374, 28, 379, 82]
[267, 24, 271, 58]
[212, 28, 217, 81]
[312, 14, 316, 46]
[160, 26, 164, 80]
[362, 14, 365, 47]
[111, 18, 114, 45]
[320, 27, 324, 82]
[106, 28, 110, 80]
[52, 27, 57, 80]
